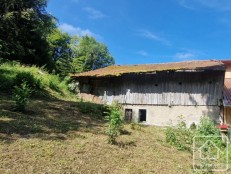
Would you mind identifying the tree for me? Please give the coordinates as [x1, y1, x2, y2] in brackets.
[48, 29, 73, 62]
[73, 36, 115, 72]
[48, 29, 76, 77]
[0, 0, 55, 69]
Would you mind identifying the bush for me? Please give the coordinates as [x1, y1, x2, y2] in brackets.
[166, 116, 194, 151]
[196, 116, 224, 149]
[14, 71, 42, 91]
[196, 117, 220, 136]
[12, 82, 32, 111]
[166, 116, 223, 151]
[105, 102, 124, 144]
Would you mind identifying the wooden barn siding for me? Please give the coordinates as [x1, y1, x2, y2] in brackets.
[80, 71, 224, 106]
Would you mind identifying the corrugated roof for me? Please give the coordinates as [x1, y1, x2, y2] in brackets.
[71, 60, 225, 78]
[224, 79, 231, 106]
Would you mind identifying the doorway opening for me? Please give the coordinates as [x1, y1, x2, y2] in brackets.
[125, 109, 133, 123]
[139, 109, 147, 122]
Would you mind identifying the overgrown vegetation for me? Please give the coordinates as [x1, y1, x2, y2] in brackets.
[12, 81, 32, 111]
[166, 116, 224, 151]
[166, 116, 229, 173]
[105, 103, 124, 144]
[166, 116, 195, 151]
[0, 61, 75, 100]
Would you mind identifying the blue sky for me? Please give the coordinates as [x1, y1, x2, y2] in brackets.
[47, 0, 231, 65]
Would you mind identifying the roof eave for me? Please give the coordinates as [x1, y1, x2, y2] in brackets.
[71, 68, 225, 78]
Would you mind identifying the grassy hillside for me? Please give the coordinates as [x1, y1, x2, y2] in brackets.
[0, 61, 75, 100]
[0, 94, 193, 174]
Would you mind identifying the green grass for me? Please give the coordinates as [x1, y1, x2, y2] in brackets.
[0, 61, 75, 100]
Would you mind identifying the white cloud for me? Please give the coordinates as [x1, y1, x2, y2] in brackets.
[174, 52, 196, 60]
[136, 50, 149, 57]
[178, 0, 231, 11]
[84, 7, 105, 19]
[59, 23, 95, 37]
[139, 30, 171, 46]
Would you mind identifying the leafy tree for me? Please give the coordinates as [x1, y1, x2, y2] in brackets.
[73, 36, 115, 72]
[0, 0, 55, 69]
[50, 34, 115, 76]
[48, 29, 76, 77]
[48, 29, 73, 62]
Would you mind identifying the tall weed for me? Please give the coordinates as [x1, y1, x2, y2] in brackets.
[166, 116, 223, 151]
[12, 81, 32, 111]
[105, 102, 124, 144]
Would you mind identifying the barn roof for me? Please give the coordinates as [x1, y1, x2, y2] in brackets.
[71, 60, 225, 78]
[224, 79, 231, 106]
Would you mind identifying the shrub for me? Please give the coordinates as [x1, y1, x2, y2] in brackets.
[196, 116, 220, 136]
[49, 80, 60, 92]
[12, 81, 32, 111]
[166, 116, 194, 151]
[105, 102, 124, 144]
[14, 71, 42, 91]
[196, 116, 224, 149]
[166, 116, 223, 151]
[0, 74, 14, 91]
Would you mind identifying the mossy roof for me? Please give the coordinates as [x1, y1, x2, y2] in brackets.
[71, 60, 225, 78]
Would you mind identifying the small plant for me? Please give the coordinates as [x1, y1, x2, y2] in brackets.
[190, 122, 197, 130]
[105, 102, 124, 144]
[130, 122, 135, 130]
[12, 81, 32, 111]
[166, 127, 177, 145]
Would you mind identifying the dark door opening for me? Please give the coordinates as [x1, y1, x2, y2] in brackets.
[139, 109, 147, 122]
[125, 109, 132, 123]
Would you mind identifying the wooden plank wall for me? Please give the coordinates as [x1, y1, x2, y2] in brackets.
[80, 71, 224, 106]
[224, 107, 231, 124]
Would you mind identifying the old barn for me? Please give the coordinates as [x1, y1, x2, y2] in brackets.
[72, 60, 226, 126]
